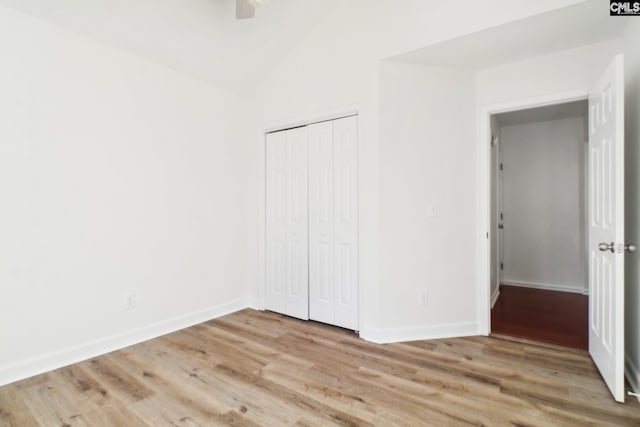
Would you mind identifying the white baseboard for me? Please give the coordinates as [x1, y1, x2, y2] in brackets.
[359, 321, 478, 344]
[248, 297, 263, 310]
[626, 353, 640, 403]
[491, 288, 500, 309]
[0, 298, 249, 388]
[501, 280, 588, 295]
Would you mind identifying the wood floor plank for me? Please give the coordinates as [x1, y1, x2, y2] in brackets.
[14, 380, 93, 427]
[79, 404, 152, 427]
[259, 360, 391, 424]
[1, 309, 639, 426]
[492, 285, 588, 349]
[262, 359, 473, 426]
[139, 338, 320, 426]
[352, 366, 545, 427]
[214, 362, 373, 426]
[83, 356, 153, 404]
[0, 387, 41, 427]
[107, 351, 232, 426]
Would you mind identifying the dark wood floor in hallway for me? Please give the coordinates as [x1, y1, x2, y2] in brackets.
[492, 285, 588, 350]
[1, 309, 639, 426]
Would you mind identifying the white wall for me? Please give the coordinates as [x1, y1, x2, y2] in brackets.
[0, 7, 251, 385]
[624, 19, 640, 397]
[476, 42, 621, 108]
[499, 116, 587, 292]
[377, 62, 476, 338]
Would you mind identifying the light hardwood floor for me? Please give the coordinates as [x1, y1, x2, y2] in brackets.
[1, 309, 639, 426]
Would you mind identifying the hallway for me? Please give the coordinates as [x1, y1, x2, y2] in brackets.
[492, 285, 588, 350]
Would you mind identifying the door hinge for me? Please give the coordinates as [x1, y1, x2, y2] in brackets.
[500, 262, 504, 270]
[500, 163, 503, 171]
[500, 212, 503, 220]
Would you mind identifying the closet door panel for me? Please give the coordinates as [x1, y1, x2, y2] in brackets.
[308, 121, 334, 324]
[265, 128, 309, 320]
[332, 116, 359, 330]
[284, 127, 309, 320]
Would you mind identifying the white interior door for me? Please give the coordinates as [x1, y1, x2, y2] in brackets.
[588, 54, 625, 403]
[309, 116, 359, 330]
[265, 127, 309, 320]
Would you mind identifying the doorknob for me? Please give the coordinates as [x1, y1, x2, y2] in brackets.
[626, 243, 637, 253]
[599, 242, 615, 253]
[498, 224, 504, 229]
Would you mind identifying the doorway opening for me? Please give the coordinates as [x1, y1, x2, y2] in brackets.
[489, 99, 589, 349]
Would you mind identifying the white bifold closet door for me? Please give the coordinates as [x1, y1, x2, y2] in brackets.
[265, 127, 309, 320]
[308, 116, 358, 330]
[265, 115, 358, 330]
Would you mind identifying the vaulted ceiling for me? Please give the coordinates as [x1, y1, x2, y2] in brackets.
[0, 0, 340, 93]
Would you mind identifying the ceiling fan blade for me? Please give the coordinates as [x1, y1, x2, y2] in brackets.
[236, 0, 255, 19]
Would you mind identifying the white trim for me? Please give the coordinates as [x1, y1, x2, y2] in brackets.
[256, 129, 267, 312]
[626, 353, 640, 403]
[501, 281, 588, 295]
[0, 298, 249, 388]
[261, 105, 361, 134]
[491, 288, 500, 309]
[479, 91, 589, 116]
[476, 89, 590, 335]
[359, 322, 478, 345]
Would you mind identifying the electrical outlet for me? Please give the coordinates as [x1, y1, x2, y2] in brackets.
[125, 293, 136, 310]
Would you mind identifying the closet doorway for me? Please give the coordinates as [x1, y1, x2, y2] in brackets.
[264, 115, 359, 331]
[489, 100, 589, 349]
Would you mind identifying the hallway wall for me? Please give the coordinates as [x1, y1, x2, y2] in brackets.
[499, 116, 587, 292]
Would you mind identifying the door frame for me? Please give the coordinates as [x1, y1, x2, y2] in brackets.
[257, 106, 362, 329]
[476, 90, 589, 335]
